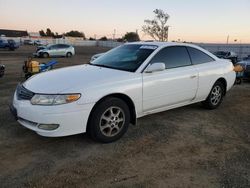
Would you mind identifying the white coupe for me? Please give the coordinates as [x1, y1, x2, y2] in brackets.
[11, 42, 236, 142]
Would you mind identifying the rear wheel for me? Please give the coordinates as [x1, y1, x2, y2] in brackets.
[88, 97, 130, 143]
[202, 81, 225, 109]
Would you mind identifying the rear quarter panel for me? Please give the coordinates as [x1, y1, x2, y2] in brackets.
[194, 60, 235, 101]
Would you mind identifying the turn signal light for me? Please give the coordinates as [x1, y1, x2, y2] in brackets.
[66, 94, 81, 102]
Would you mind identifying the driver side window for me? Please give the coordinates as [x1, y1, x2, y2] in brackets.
[150, 46, 192, 69]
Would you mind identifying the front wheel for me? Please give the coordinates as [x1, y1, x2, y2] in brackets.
[66, 52, 72, 58]
[202, 81, 225, 109]
[88, 97, 130, 143]
[42, 52, 49, 58]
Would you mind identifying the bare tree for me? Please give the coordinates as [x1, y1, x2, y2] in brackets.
[142, 9, 170, 42]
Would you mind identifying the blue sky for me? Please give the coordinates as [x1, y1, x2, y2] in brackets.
[0, 0, 250, 43]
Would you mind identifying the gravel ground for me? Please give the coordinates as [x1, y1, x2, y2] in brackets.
[0, 46, 250, 188]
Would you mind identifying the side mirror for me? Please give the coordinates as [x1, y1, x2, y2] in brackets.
[145, 63, 166, 73]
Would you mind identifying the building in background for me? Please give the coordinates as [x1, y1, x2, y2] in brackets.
[0, 29, 28, 37]
[29, 32, 40, 38]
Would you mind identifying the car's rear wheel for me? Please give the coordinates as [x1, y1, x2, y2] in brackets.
[202, 81, 225, 109]
[43, 52, 49, 58]
[88, 97, 130, 143]
[66, 52, 72, 58]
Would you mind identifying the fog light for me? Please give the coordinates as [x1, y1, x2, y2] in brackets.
[38, 124, 59, 130]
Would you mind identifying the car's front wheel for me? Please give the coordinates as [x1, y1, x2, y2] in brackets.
[66, 52, 72, 58]
[88, 97, 130, 143]
[42, 52, 49, 58]
[202, 81, 225, 109]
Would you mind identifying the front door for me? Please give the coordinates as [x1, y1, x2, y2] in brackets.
[142, 46, 198, 112]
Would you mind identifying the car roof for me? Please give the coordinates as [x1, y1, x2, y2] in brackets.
[128, 41, 196, 47]
[127, 41, 219, 60]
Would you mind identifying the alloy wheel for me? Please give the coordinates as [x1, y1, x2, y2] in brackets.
[210, 85, 222, 106]
[99, 106, 125, 137]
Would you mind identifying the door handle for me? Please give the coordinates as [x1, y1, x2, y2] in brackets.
[190, 75, 197, 79]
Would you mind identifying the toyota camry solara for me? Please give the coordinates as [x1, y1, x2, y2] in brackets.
[11, 42, 236, 143]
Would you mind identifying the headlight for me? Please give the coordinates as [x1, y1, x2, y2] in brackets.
[90, 56, 97, 62]
[31, 94, 81, 105]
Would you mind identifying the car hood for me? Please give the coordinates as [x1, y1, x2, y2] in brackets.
[237, 60, 250, 67]
[23, 64, 134, 93]
[38, 48, 47, 52]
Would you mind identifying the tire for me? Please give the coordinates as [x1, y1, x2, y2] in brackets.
[88, 97, 130, 143]
[202, 81, 225, 110]
[66, 52, 72, 58]
[43, 52, 49, 58]
[235, 78, 242, 85]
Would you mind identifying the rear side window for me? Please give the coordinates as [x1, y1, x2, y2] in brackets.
[58, 44, 69, 49]
[187, 47, 214, 65]
[151, 46, 191, 69]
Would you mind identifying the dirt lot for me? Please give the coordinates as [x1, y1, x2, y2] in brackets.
[0, 46, 250, 188]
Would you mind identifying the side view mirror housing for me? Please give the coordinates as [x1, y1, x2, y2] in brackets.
[145, 63, 166, 73]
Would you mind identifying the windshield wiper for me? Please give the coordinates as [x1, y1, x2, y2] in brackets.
[89, 63, 132, 72]
[89, 63, 115, 69]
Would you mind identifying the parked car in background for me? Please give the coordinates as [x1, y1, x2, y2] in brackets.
[34, 40, 43, 46]
[90, 53, 105, 62]
[213, 51, 238, 64]
[7, 39, 19, 50]
[34, 44, 75, 58]
[23, 40, 34, 45]
[0, 64, 5, 77]
[0, 39, 19, 50]
[243, 55, 250, 61]
[236, 55, 250, 79]
[0, 39, 10, 50]
[11, 42, 235, 143]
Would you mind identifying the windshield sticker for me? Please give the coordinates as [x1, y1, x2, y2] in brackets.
[140, 45, 158, 50]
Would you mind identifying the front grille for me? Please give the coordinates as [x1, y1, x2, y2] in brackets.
[16, 84, 34, 100]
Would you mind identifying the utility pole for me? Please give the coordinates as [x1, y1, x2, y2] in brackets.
[113, 29, 116, 41]
[226, 35, 229, 44]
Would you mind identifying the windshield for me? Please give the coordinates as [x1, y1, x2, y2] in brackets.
[90, 44, 157, 72]
[46, 44, 53, 49]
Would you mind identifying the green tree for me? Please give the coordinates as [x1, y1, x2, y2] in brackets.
[142, 9, 170, 41]
[116, 38, 124, 42]
[39, 30, 46, 37]
[99, 36, 108, 41]
[46, 28, 54, 37]
[123, 32, 140, 42]
[65, 30, 85, 39]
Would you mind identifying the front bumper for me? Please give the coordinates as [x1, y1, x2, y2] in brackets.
[11, 92, 95, 137]
[33, 52, 41, 57]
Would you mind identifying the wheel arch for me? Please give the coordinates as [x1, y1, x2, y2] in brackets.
[216, 77, 227, 96]
[66, 51, 72, 55]
[42, 52, 49, 57]
[86, 93, 137, 132]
